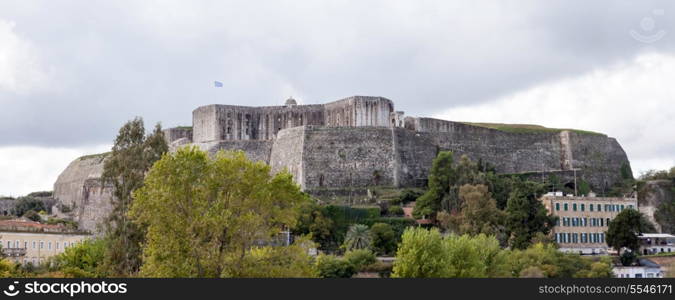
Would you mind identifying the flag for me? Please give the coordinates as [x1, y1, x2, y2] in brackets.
[214, 81, 223, 87]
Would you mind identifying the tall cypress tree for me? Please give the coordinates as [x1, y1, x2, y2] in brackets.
[101, 118, 168, 276]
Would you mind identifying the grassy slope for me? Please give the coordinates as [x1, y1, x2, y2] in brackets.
[462, 122, 606, 136]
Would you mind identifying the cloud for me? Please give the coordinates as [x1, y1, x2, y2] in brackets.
[1, 1, 674, 147]
[0, 19, 48, 94]
[434, 52, 675, 176]
[0, 144, 110, 197]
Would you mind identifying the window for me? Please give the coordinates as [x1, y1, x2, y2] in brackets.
[32, 241, 36, 249]
[40, 241, 44, 249]
[621, 205, 625, 210]
[629, 205, 634, 209]
[564, 203, 568, 211]
[597, 204, 602, 211]
[573, 203, 577, 211]
[56, 242, 60, 250]
[24, 241, 28, 249]
[15, 240, 19, 248]
[48, 242, 52, 250]
[590, 204, 594, 212]
[555, 203, 560, 211]
[581, 204, 585, 211]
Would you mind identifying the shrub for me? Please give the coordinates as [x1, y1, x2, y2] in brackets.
[344, 249, 377, 270]
[361, 261, 393, 278]
[23, 210, 41, 222]
[13, 197, 47, 216]
[315, 255, 356, 278]
[398, 189, 422, 204]
[370, 223, 397, 255]
[388, 205, 404, 216]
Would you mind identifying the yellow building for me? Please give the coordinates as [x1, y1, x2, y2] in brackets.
[540, 193, 637, 255]
[0, 219, 91, 265]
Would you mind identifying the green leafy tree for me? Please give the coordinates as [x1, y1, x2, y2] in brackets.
[505, 180, 554, 250]
[315, 254, 356, 278]
[130, 147, 310, 277]
[101, 118, 168, 276]
[392, 227, 448, 278]
[370, 223, 397, 256]
[23, 210, 41, 222]
[293, 203, 335, 250]
[343, 224, 371, 251]
[344, 249, 377, 271]
[12, 197, 46, 216]
[221, 237, 317, 278]
[392, 228, 505, 278]
[606, 208, 656, 255]
[444, 234, 504, 278]
[413, 151, 456, 219]
[450, 184, 505, 236]
[51, 239, 108, 278]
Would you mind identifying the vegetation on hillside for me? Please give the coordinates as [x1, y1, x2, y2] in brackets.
[462, 122, 605, 136]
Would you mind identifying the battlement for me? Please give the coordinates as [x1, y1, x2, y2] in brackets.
[189, 96, 401, 143]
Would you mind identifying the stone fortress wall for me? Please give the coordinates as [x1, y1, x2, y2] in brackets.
[176, 95, 632, 195]
[53, 95, 633, 232]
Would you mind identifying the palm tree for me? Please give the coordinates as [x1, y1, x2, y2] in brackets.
[343, 224, 371, 251]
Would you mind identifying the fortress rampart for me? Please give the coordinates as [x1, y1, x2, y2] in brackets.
[54, 95, 633, 232]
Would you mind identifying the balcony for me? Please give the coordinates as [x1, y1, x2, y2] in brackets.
[2, 247, 27, 257]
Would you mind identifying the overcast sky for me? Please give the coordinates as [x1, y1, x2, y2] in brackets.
[1, 0, 674, 196]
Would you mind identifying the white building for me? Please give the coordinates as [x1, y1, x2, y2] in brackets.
[638, 233, 675, 255]
[613, 259, 663, 278]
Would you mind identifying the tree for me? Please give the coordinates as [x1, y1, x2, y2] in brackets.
[12, 197, 46, 216]
[315, 254, 356, 278]
[344, 249, 377, 271]
[293, 203, 335, 251]
[221, 237, 317, 278]
[370, 223, 397, 256]
[101, 118, 168, 276]
[606, 208, 656, 255]
[392, 228, 505, 278]
[343, 224, 371, 251]
[413, 151, 456, 219]
[450, 184, 505, 236]
[51, 239, 108, 278]
[130, 147, 310, 277]
[392, 227, 448, 278]
[505, 179, 554, 250]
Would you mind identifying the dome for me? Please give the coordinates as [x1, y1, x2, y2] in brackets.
[285, 97, 297, 106]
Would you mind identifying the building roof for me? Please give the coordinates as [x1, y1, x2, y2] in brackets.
[638, 258, 662, 268]
[0, 219, 88, 235]
[639, 233, 675, 239]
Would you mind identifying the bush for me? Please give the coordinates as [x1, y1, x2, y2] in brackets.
[370, 223, 397, 255]
[361, 261, 393, 278]
[398, 189, 422, 205]
[315, 255, 356, 278]
[51, 239, 107, 278]
[620, 251, 637, 266]
[23, 210, 41, 222]
[13, 197, 47, 216]
[344, 249, 377, 270]
[388, 205, 404, 216]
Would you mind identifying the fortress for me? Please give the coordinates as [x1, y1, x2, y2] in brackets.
[53, 95, 632, 232]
